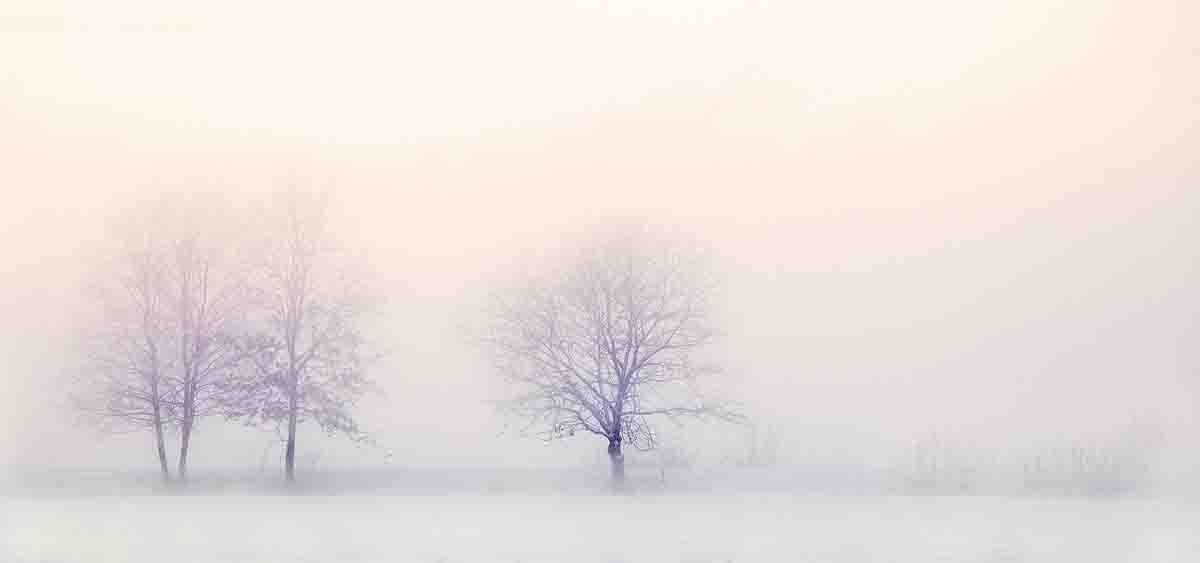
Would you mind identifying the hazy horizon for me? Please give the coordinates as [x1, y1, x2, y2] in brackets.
[2, 0, 1197, 486]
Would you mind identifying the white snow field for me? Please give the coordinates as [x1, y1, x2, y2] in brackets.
[3, 493, 1199, 563]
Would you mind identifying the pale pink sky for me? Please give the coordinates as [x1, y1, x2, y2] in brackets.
[1, 0, 1197, 472]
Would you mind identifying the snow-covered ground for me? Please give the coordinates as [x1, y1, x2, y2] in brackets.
[4, 492, 1198, 562]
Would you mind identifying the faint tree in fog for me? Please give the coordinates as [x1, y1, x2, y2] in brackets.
[73, 229, 175, 482]
[905, 432, 975, 494]
[479, 232, 741, 488]
[1020, 419, 1163, 496]
[739, 420, 781, 468]
[223, 186, 376, 483]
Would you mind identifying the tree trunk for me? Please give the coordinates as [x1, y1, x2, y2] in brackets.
[178, 281, 192, 483]
[608, 436, 625, 489]
[177, 383, 193, 482]
[284, 389, 298, 483]
[177, 416, 191, 482]
[152, 401, 170, 483]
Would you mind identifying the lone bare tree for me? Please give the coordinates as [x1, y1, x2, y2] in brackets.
[224, 187, 375, 483]
[73, 230, 175, 482]
[480, 232, 740, 487]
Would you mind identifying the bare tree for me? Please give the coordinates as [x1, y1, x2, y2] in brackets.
[160, 226, 248, 481]
[479, 232, 741, 487]
[223, 187, 376, 483]
[73, 231, 175, 482]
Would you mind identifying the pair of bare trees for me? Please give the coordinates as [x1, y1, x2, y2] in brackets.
[74, 189, 373, 484]
[75, 211, 244, 482]
[478, 232, 741, 487]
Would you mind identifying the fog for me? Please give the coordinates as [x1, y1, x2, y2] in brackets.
[2, 0, 1199, 560]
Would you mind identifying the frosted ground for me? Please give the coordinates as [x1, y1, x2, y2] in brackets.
[4, 478, 1199, 563]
